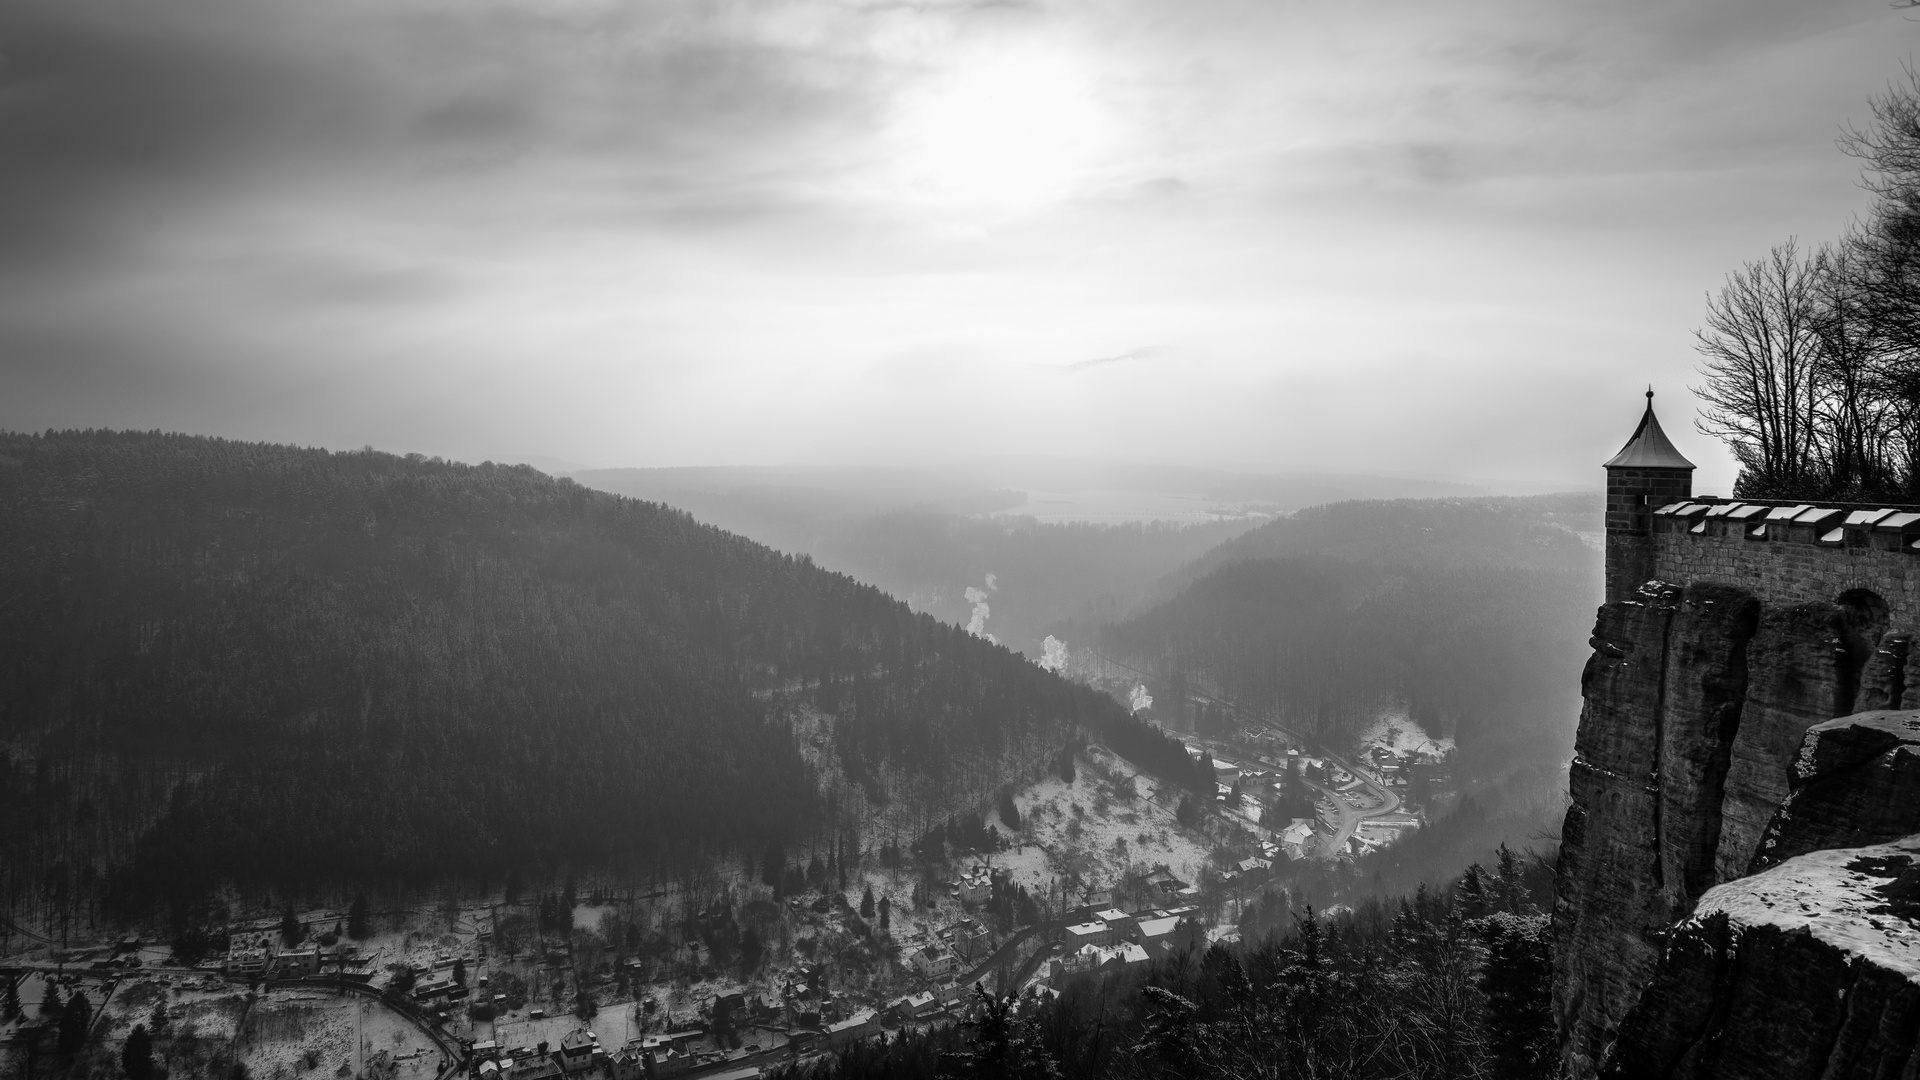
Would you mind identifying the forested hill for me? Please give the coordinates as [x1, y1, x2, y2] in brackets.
[1104, 495, 1601, 759]
[0, 431, 1124, 919]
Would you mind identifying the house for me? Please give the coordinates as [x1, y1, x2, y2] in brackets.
[1207, 927, 1242, 947]
[1279, 821, 1317, 860]
[909, 943, 957, 979]
[1213, 761, 1242, 786]
[513, 1057, 564, 1080]
[1064, 921, 1108, 949]
[273, 947, 318, 977]
[947, 921, 993, 963]
[953, 868, 993, 905]
[1134, 915, 1181, 953]
[558, 1030, 596, 1073]
[1093, 908, 1133, 940]
[646, 1048, 691, 1079]
[826, 1008, 880, 1048]
[610, 1047, 647, 1080]
[1081, 886, 1113, 910]
[225, 935, 273, 978]
[1062, 942, 1148, 976]
[888, 992, 937, 1019]
[1143, 869, 1189, 898]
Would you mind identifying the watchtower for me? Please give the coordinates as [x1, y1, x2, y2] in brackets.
[1604, 389, 1695, 602]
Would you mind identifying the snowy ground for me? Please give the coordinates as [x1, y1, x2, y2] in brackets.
[236, 990, 444, 1080]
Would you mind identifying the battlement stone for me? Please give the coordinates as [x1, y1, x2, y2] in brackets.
[1641, 496, 1920, 621]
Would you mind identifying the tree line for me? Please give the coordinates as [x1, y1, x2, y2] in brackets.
[769, 855, 1554, 1080]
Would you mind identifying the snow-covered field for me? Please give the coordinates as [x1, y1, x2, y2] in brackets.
[236, 991, 444, 1080]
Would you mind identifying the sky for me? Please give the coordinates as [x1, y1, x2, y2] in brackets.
[2, 0, 1916, 494]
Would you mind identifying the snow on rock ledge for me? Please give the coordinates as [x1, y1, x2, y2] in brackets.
[1600, 834, 1920, 1079]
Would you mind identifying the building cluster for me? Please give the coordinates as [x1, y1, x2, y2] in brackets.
[1051, 901, 1203, 980]
[222, 933, 335, 980]
[468, 1020, 771, 1080]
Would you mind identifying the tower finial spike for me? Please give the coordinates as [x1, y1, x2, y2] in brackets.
[1647, 385, 1654, 402]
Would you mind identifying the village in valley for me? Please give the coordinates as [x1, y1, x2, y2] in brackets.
[0, 688, 1454, 1080]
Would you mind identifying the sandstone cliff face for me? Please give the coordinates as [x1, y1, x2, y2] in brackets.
[1553, 582, 1757, 1076]
[1561, 621, 1920, 1077]
[1713, 602, 1848, 882]
[1598, 836, 1920, 1080]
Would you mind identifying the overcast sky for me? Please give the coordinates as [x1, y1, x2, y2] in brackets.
[3, 0, 1915, 493]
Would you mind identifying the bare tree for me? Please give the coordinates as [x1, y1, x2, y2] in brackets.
[1810, 238, 1905, 495]
[1693, 239, 1829, 497]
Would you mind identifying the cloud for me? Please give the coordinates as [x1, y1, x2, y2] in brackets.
[0, 0, 1910, 495]
[1064, 346, 1164, 373]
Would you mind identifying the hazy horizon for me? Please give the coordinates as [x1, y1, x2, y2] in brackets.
[7, 0, 1911, 496]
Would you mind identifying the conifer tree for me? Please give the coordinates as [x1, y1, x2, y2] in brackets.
[58, 989, 92, 1053]
[740, 926, 763, 974]
[860, 886, 876, 919]
[280, 907, 304, 946]
[1479, 914, 1554, 1079]
[121, 1023, 154, 1080]
[1457, 864, 1491, 919]
[877, 896, 891, 930]
[40, 982, 63, 1019]
[347, 894, 371, 940]
[1494, 844, 1528, 914]
[146, 1001, 169, 1038]
[997, 792, 1021, 831]
[2, 978, 18, 1020]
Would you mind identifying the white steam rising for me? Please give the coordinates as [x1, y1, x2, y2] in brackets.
[1039, 635, 1069, 673]
[964, 572, 997, 642]
[1128, 684, 1153, 714]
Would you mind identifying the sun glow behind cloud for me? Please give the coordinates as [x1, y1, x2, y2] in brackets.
[0, 0, 1912, 492]
[885, 47, 1117, 209]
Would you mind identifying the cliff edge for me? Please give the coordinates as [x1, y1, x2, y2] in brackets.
[1599, 835, 1920, 1080]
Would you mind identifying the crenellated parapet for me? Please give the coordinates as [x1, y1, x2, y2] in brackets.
[1646, 497, 1920, 620]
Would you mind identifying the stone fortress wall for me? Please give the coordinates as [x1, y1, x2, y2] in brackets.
[1645, 498, 1920, 616]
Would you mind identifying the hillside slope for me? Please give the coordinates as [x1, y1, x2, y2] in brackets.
[1104, 494, 1602, 753]
[0, 431, 1127, 919]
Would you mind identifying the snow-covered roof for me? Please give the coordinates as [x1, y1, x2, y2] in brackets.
[827, 1009, 877, 1033]
[1136, 916, 1180, 939]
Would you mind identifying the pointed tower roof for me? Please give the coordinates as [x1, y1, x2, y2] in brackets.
[1604, 389, 1695, 470]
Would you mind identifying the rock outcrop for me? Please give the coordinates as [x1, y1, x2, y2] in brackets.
[1754, 710, 1920, 872]
[1561, 619, 1920, 1077]
[1598, 836, 1920, 1080]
